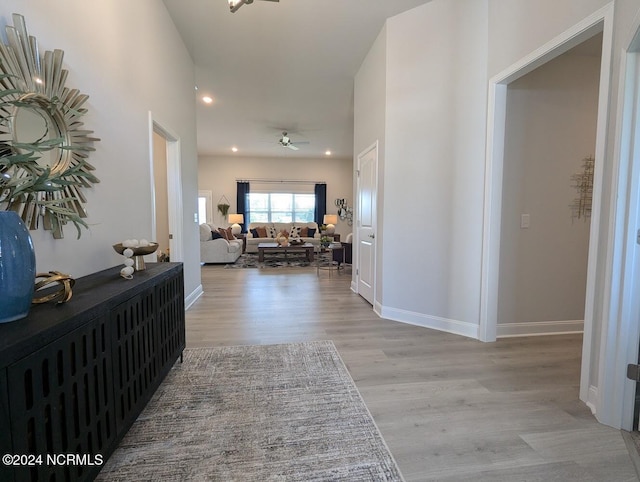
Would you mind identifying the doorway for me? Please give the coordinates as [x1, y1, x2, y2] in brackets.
[149, 113, 183, 263]
[496, 34, 602, 337]
[480, 6, 614, 418]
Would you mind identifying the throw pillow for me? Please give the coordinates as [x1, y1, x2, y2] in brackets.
[300, 226, 308, 237]
[250, 228, 259, 238]
[307, 228, 316, 237]
[267, 225, 278, 238]
[217, 228, 229, 240]
[211, 231, 223, 240]
[256, 226, 267, 238]
[290, 225, 301, 239]
[226, 227, 235, 240]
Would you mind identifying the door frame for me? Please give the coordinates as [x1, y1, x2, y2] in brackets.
[148, 112, 183, 263]
[479, 4, 613, 406]
[354, 141, 378, 305]
[603, 15, 640, 430]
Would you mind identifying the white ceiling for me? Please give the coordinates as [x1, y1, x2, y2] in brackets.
[162, 0, 432, 160]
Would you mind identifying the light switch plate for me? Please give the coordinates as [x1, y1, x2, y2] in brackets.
[521, 214, 530, 229]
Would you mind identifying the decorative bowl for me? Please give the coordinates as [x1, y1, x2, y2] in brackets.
[113, 242, 159, 271]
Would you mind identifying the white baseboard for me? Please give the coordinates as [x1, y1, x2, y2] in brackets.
[185, 284, 203, 310]
[379, 305, 480, 340]
[496, 320, 584, 338]
[587, 384, 598, 415]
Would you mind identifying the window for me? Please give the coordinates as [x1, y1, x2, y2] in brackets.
[248, 193, 315, 224]
[197, 190, 212, 225]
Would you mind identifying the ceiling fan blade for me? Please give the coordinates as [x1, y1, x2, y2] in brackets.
[287, 144, 299, 151]
[291, 141, 310, 146]
[260, 0, 280, 2]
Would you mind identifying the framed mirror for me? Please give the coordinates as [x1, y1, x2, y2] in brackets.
[0, 13, 99, 238]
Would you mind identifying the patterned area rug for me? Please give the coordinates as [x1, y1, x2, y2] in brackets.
[96, 341, 403, 481]
[225, 251, 333, 268]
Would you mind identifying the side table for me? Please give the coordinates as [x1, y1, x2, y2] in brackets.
[317, 244, 345, 277]
[235, 233, 247, 253]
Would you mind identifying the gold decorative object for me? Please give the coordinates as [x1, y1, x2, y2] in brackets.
[570, 156, 594, 221]
[0, 14, 100, 239]
[32, 271, 75, 304]
[113, 242, 159, 271]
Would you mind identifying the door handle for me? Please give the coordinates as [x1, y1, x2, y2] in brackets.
[368, 234, 375, 239]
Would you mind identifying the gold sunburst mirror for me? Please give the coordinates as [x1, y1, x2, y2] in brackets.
[0, 13, 99, 238]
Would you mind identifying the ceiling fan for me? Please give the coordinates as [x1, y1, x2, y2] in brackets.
[228, 0, 279, 13]
[279, 132, 309, 151]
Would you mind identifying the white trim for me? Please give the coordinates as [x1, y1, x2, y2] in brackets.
[374, 300, 383, 318]
[587, 385, 599, 415]
[380, 306, 480, 340]
[185, 284, 203, 310]
[597, 9, 640, 431]
[496, 320, 584, 338]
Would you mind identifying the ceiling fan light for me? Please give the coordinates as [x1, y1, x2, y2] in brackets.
[229, 0, 245, 13]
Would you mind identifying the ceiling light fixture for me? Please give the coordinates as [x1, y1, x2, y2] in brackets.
[202, 96, 213, 104]
[228, 0, 279, 14]
[232, 147, 238, 152]
[325, 150, 332, 156]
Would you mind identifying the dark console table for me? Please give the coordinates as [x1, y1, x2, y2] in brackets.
[0, 263, 185, 482]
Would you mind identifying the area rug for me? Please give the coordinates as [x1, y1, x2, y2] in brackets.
[225, 251, 333, 268]
[96, 341, 403, 481]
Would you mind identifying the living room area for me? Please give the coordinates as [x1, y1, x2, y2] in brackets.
[197, 153, 355, 268]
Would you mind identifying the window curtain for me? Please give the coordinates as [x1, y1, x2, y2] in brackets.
[237, 181, 250, 232]
[314, 183, 326, 226]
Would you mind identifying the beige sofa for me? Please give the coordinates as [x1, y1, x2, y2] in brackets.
[199, 223, 243, 263]
[245, 222, 321, 253]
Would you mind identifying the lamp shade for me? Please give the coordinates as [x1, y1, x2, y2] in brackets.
[229, 214, 244, 235]
[323, 214, 338, 225]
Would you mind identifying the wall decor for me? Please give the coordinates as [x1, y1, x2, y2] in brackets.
[335, 198, 353, 226]
[217, 195, 230, 217]
[0, 13, 100, 239]
[570, 156, 594, 221]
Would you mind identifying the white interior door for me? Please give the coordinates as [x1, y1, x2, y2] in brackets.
[356, 142, 377, 305]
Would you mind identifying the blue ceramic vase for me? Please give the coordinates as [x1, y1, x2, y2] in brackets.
[0, 211, 36, 323]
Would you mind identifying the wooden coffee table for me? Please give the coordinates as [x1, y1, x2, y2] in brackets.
[257, 242, 315, 262]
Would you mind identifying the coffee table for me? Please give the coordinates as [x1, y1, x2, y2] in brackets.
[257, 242, 315, 262]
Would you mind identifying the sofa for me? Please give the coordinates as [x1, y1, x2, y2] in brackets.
[199, 223, 243, 264]
[245, 222, 321, 253]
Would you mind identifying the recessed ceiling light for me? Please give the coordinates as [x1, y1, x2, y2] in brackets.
[325, 150, 332, 156]
[34, 77, 43, 84]
[232, 147, 238, 153]
[202, 96, 213, 104]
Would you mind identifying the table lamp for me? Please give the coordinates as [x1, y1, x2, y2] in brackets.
[229, 214, 244, 235]
[323, 214, 338, 235]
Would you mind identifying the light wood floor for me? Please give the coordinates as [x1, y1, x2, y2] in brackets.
[186, 265, 638, 481]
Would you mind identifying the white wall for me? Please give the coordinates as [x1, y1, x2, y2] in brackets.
[0, 1, 201, 300]
[198, 156, 354, 239]
[370, 0, 488, 335]
[498, 45, 601, 326]
[487, 0, 610, 77]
